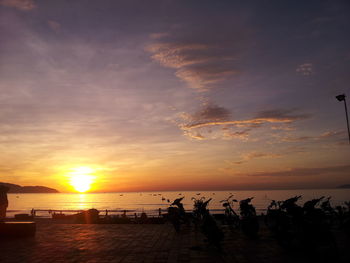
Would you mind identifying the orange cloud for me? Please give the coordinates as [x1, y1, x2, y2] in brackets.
[182, 108, 309, 130]
[177, 107, 310, 140]
[282, 130, 346, 142]
[229, 151, 282, 165]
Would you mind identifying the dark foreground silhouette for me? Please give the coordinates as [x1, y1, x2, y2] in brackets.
[0, 185, 9, 221]
[165, 194, 350, 262]
[2, 192, 350, 262]
[264, 195, 350, 261]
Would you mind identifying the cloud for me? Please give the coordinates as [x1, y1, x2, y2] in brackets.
[149, 32, 170, 39]
[182, 108, 309, 130]
[47, 20, 61, 33]
[0, 0, 35, 11]
[319, 130, 345, 138]
[222, 129, 251, 140]
[232, 151, 282, 165]
[311, 16, 333, 24]
[225, 146, 307, 168]
[146, 42, 210, 68]
[175, 64, 238, 90]
[243, 152, 282, 160]
[282, 136, 312, 142]
[282, 130, 346, 142]
[177, 106, 309, 140]
[185, 132, 205, 140]
[254, 109, 310, 123]
[188, 104, 231, 123]
[146, 34, 239, 91]
[246, 164, 350, 177]
[296, 63, 313, 76]
[270, 125, 296, 131]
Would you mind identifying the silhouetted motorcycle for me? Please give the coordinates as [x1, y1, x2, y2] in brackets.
[167, 197, 186, 232]
[220, 195, 240, 229]
[192, 197, 224, 250]
[265, 195, 302, 247]
[239, 197, 259, 238]
[265, 195, 339, 261]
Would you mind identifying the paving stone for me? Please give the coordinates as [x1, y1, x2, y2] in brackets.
[1, 220, 347, 262]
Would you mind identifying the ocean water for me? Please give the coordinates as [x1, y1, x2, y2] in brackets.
[7, 189, 350, 218]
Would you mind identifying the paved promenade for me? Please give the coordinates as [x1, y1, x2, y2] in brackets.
[0, 221, 346, 263]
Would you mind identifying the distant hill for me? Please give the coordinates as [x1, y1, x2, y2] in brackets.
[0, 182, 59, 193]
[337, 184, 350, 189]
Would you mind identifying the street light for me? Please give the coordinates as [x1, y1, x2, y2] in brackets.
[335, 94, 350, 144]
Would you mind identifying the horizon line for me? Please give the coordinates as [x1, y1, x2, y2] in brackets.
[8, 186, 349, 194]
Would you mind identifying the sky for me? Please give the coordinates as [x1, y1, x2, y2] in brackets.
[0, 0, 350, 192]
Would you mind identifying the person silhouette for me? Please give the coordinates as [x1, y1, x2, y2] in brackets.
[0, 185, 10, 221]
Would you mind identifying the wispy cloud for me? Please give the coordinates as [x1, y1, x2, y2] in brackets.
[232, 152, 282, 165]
[47, 20, 61, 33]
[222, 129, 251, 140]
[181, 107, 309, 130]
[147, 35, 239, 91]
[177, 106, 310, 140]
[243, 152, 282, 160]
[246, 164, 350, 177]
[146, 42, 210, 69]
[254, 109, 310, 122]
[296, 63, 313, 76]
[149, 32, 170, 39]
[271, 125, 296, 131]
[0, 0, 35, 11]
[282, 130, 346, 142]
[186, 132, 205, 140]
[181, 104, 231, 124]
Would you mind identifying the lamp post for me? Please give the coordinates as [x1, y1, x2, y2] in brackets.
[336, 94, 350, 144]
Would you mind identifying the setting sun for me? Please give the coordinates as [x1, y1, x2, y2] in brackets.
[69, 167, 94, 193]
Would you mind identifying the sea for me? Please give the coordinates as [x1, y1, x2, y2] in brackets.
[7, 189, 350, 218]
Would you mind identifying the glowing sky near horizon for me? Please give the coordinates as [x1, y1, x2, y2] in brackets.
[0, 0, 350, 192]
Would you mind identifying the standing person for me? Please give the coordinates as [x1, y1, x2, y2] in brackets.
[0, 185, 10, 221]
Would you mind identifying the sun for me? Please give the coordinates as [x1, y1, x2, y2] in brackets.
[71, 174, 92, 192]
[69, 167, 94, 193]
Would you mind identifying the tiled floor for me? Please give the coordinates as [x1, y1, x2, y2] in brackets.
[0, 221, 347, 262]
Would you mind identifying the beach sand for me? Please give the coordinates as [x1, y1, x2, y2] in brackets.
[0, 219, 349, 263]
